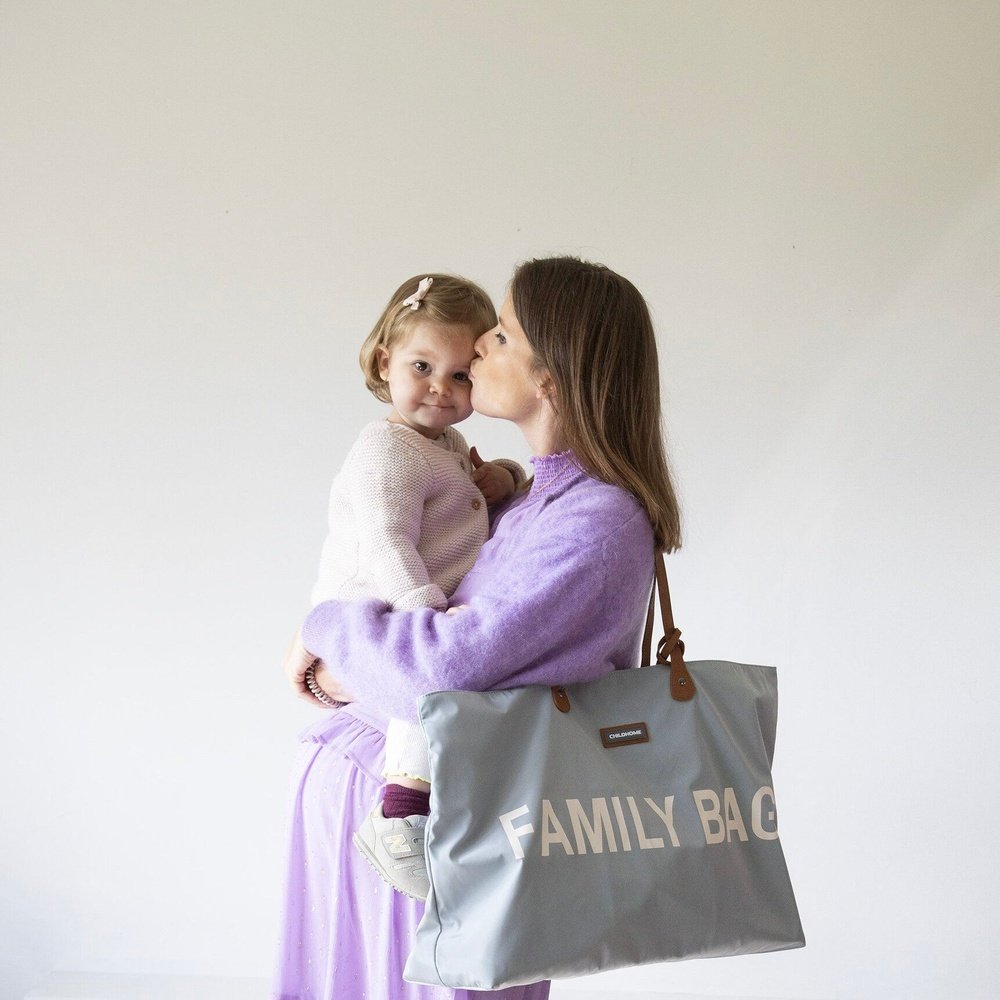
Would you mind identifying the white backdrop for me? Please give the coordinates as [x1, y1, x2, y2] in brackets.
[2, 2, 998, 999]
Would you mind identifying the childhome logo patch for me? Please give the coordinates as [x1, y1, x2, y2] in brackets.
[600, 722, 649, 748]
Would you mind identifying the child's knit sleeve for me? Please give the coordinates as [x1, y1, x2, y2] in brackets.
[344, 428, 449, 611]
[491, 457, 527, 489]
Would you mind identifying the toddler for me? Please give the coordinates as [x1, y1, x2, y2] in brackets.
[304, 274, 522, 899]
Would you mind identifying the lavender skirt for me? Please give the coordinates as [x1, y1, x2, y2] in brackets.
[273, 705, 550, 1000]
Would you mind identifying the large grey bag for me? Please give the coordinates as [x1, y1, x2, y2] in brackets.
[404, 557, 805, 990]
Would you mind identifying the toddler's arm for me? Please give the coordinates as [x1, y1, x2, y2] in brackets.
[469, 447, 525, 507]
[344, 432, 448, 611]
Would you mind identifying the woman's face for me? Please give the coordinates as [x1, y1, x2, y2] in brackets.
[470, 295, 548, 426]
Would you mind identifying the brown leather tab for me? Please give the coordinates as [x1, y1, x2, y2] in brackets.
[664, 633, 696, 701]
[551, 685, 571, 713]
[670, 658, 696, 701]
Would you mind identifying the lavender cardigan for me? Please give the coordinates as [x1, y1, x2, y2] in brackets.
[302, 451, 656, 723]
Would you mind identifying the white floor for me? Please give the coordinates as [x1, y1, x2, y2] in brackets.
[23, 973, 271, 1000]
[551, 990, 791, 1000]
[24, 972, 796, 1000]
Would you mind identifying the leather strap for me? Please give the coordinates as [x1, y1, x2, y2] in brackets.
[551, 552, 696, 711]
[649, 552, 695, 701]
[641, 581, 656, 667]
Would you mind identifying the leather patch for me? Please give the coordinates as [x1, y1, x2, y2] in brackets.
[600, 722, 649, 748]
[551, 686, 571, 713]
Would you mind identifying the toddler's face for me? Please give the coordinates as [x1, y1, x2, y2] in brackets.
[378, 321, 478, 439]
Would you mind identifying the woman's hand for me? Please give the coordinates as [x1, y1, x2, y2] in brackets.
[283, 630, 354, 707]
[470, 447, 516, 506]
[284, 630, 318, 702]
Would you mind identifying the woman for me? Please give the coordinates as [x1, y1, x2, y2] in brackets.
[277, 256, 681, 1000]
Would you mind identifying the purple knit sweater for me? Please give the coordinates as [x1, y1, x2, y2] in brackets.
[301, 451, 656, 723]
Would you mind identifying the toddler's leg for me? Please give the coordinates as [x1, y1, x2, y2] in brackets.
[382, 719, 432, 817]
[353, 719, 432, 900]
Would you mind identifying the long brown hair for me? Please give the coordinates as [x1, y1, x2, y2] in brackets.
[510, 256, 681, 552]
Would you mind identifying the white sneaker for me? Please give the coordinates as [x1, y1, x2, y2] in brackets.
[353, 804, 430, 901]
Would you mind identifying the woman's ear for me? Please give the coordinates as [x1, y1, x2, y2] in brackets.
[534, 369, 556, 400]
[376, 348, 390, 380]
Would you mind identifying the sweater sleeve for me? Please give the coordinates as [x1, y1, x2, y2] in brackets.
[345, 429, 448, 611]
[491, 458, 527, 488]
[302, 501, 654, 721]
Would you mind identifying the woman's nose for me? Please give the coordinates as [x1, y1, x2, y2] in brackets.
[474, 329, 491, 359]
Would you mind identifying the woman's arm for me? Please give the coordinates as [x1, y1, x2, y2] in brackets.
[302, 499, 654, 720]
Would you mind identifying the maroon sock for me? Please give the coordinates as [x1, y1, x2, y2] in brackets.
[382, 783, 431, 819]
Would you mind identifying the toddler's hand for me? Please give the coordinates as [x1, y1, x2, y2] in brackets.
[445, 604, 468, 615]
[470, 447, 516, 506]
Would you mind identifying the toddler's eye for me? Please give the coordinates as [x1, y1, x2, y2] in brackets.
[495, 331, 507, 345]
[453, 372, 470, 383]
[413, 361, 430, 373]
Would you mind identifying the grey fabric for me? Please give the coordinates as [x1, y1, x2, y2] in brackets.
[404, 661, 804, 990]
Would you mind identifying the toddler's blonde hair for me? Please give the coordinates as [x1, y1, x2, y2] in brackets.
[360, 274, 498, 403]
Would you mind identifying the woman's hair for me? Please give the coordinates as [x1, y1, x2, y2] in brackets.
[510, 256, 682, 552]
[360, 274, 498, 403]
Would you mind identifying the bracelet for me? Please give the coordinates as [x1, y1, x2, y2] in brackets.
[304, 661, 345, 709]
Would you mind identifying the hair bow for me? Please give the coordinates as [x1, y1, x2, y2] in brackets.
[402, 276, 434, 311]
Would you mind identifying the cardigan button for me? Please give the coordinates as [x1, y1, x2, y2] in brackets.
[472, 499, 482, 510]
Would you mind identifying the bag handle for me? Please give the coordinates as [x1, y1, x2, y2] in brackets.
[644, 552, 695, 700]
[552, 553, 696, 713]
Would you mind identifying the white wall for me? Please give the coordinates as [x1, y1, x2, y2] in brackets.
[2, 2, 997, 998]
